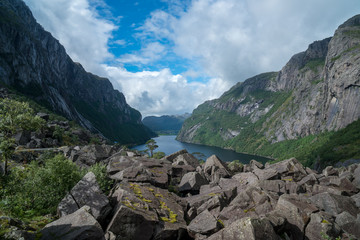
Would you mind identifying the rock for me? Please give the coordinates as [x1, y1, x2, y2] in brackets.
[36, 112, 50, 121]
[74, 145, 115, 167]
[163, 149, 188, 162]
[310, 192, 360, 217]
[13, 130, 31, 145]
[57, 172, 111, 225]
[267, 158, 307, 182]
[108, 182, 188, 239]
[219, 186, 275, 225]
[206, 217, 280, 240]
[323, 166, 339, 176]
[249, 159, 264, 170]
[253, 168, 279, 181]
[305, 211, 341, 240]
[178, 172, 208, 193]
[106, 205, 157, 240]
[335, 211, 360, 238]
[200, 183, 222, 195]
[169, 165, 196, 186]
[187, 210, 221, 237]
[41, 206, 105, 240]
[172, 153, 200, 168]
[275, 194, 318, 240]
[203, 155, 231, 183]
[351, 192, 360, 208]
[232, 172, 259, 185]
[353, 165, 360, 189]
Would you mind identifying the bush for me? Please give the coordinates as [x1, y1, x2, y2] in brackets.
[88, 163, 114, 194]
[0, 154, 83, 218]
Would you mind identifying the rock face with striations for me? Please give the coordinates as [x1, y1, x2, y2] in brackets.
[0, 0, 154, 144]
[177, 15, 360, 153]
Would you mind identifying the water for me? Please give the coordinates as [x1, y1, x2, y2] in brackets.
[132, 135, 271, 164]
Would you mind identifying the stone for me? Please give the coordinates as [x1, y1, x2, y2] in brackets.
[206, 217, 281, 240]
[253, 168, 279, 181]
[163, 149, 188, 162]
[178, 172, 208, 193]
[187, 210, 221, 237]
[351, 192, 360, 208]
[275, 194, 318, 240]
[323, 166, 339, 176]
[203, 155, 231, 183]
[172, 153, 200, 168]
[335, 212, 360, 238]
[267, 158, 307, 182]
[57, 172, 111, 225]
[305, 211, 341, 240]
[310, 192, 360, 217]
[232, 172, 259, 185]
[13, 130, 31, 145]
[227, 160, 243, 173]
[41, 206, 105, 240]
[249, 159, 264, 170]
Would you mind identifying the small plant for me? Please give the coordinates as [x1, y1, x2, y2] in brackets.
[87, 163, 114, 194]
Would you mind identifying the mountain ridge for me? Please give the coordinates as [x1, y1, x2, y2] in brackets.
[0, 0, 155, 144]
[177, 14, 360, 166]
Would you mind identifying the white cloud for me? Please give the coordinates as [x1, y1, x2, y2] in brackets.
[118, 42, 167, 64]
[24, 0, 116, 75]
[103, 66, 230, 116]
[141, 0, 360, 83]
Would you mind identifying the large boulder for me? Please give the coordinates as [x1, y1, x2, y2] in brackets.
[187, 209, 222, 238]
[274, 194, 318, 240]
[178, 172, 208, 194]
[207, 217, 280, 240]
[172, 152, 200, 169]
[267, 158, 307, 182]
[305, 211, 341, 240]
[57, 172, 111, 225]
[310, 192, 360, 217]
[41, 206, 105, 240]
[203, 155, 231, 183]
[335, 211, 360, 238]
[108, 182, 189, 239]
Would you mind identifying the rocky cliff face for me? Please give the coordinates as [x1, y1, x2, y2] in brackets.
[0, 0, 154, 144]
[178, 15, 360, 150]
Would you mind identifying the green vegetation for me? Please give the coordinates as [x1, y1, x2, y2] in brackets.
[300, 58, 325, 73]
[0, 98, 45, 175]
[145, 139, 158, 157]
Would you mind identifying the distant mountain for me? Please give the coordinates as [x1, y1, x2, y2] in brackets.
[178, 15, 360, 168]
[0, 0, 155, 144]
[143, 113, 191, 135]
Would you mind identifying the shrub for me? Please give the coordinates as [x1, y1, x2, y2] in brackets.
[0, 154, 82, 218]
[88, 163, 114, 194]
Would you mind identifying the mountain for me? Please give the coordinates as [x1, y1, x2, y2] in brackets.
[143, 113, 191, 135]
[178, 15, 360, 167]
[0, 0, 155, 144]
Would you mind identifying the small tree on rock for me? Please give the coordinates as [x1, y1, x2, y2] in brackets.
[145, 139, 158, 158]
[0, 98, 44, 175]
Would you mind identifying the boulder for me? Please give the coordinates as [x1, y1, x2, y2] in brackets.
[232, 172, 259, 186]
[108, 182, 188, 239]
[41, 206, 105, 240]
[13, 130, 31, 145]
[227, 160, 243, 173]
[187, 210, 221, 237]
[249, 159, 264, 170]
[275, 194, 318, 240]
[172, 153, 200, 168]
[203, 155, 231, 183]
[267, 158, 307, 182]
[253, 168, 279, 181]
[163, 149, 188, 162]
[36, 112, 50, 121]
[310, 192, 360, 217]
[323, 166, 339, 176]
[305, 211, 341, 240]
[335, 211, 360, 238]
[178, 172, 208, 193]
[57, 172, 111, 225]
[207, 217, 280, 240]
[351, 192, 360, 208]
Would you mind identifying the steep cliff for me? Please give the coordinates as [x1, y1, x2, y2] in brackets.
[0, 0, 154, 144]
[178, 15, 360, 163]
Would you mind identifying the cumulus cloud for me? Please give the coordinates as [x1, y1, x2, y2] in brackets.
[103, 65, 230, 116]
[142, 0, 360, 83]
[24, 0, 116, 75]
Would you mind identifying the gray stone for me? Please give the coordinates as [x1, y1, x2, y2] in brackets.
[310, 192, 360, 217]
[172, 153, 200, 168]
[305, 211, 341, 240]
[178, 172, 208, 193]
[57, 172, 111, 225]
[207, 217, 280, 240]
[249, 159, 264, 170]
[41, 206, 105, 240]
[351, 192, 360, 208]
[187, 210, 221, 237]
[203, 155, 231, 183]
[336, 211, 360, 239]
[267, 158, 307, 182]
[253, 168, 279, 181]
[232, 172, 259, 185]
[275, 194, 318, 240]
[323, 166, 339, 176]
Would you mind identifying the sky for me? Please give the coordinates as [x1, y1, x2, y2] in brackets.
[24, 0, 360, 117]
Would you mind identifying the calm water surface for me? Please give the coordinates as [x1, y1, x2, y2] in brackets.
[132, 135, 271, 164]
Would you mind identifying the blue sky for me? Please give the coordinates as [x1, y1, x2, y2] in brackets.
[24, 0, 360, 117]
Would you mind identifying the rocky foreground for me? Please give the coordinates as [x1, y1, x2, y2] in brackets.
[25, 149, 360, 239]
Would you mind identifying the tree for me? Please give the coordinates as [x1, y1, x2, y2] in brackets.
[145, 139, 158, 157]
[0, 98, 45, 175]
